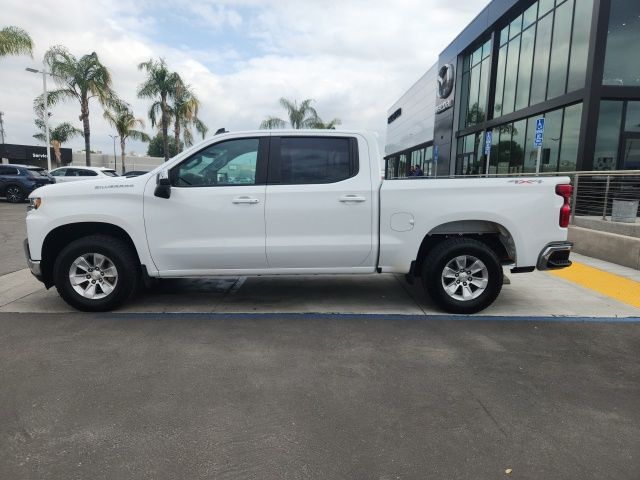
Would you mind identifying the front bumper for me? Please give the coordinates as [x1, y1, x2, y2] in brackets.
[23, 239, 43, 281]
[537, 242, 573, 270]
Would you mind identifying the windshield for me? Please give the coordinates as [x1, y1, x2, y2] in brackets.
[103, 170, 119, 177]
[27, 169, 48, 177]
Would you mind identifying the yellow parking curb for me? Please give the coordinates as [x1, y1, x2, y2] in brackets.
[549, 261, 640, 309]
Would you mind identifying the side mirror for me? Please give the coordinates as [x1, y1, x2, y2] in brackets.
[154, 170, 171, 199]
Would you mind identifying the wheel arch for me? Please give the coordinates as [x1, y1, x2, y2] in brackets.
[40, 222, 141, 288]
[412, 220, 516, 277]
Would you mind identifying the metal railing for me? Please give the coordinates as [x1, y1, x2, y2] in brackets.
[570, 170, 640, 222]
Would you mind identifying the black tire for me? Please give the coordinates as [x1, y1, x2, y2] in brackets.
[422, 237, 503, 314]
[53, 234, 139, 312]
[5, 185, 25, 203]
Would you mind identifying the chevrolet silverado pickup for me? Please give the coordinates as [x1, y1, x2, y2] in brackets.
[24, 130, 573, 313]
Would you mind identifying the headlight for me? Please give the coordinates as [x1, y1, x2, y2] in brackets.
[28, 197, 42, 211]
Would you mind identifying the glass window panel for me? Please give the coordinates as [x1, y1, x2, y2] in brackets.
[471, 46, 482, 66]
[493, 45, 508, 117]
[497, 124, 512, 174]
[489, 127, 501, 175]
[173, 138, 259, 187]
[482, 39, 492, 59]
[509, 120, 526, 173]
[530, 13, 553, 106]
[279, 137, 351, 184]
[567, 0, 593, 91]
[547, 0, 573, 99]
[603, 0, 640, 86]
[515, 26, 535, 111]
[501, 36, 521, 115]
[558, 103, 583, 171]
[541, 109, 563, 172]
[593, 101, 623, 170]
[625, 102, 640, 133]
[538, 0, 554, 18]
[509, 15, 522, 39]
[458, 71, 470, 129]
[500, 27, 509, 46]
[466, 64, 481, 127]
[398, 154, 408, 178]
[477, 57, 490, 122]
[462, 54, 471, 73]
[523, 2, 538, 29]
[523, 117, 538, 173]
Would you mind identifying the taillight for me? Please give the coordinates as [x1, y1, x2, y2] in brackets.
[556, 184, 572, 228]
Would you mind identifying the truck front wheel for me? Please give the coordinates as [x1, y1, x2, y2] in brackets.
[422, 238, 503, 314]
[53, 234, 139, 312]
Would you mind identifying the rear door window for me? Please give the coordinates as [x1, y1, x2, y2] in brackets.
[0, 166, 19, 175]
[269, 137, 357, 184]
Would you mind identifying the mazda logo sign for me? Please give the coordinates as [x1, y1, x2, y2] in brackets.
[437, 64, 454, 99]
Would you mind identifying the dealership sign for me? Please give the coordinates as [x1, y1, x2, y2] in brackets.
[436, 64, 455, 114]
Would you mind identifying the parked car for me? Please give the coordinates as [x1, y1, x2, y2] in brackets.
[123, 170, 149, 178]
[13, 164, 55, 181]
[49, 166, 119, 183]
[24, 130, 573, 313]
[0, 164, 55, 203]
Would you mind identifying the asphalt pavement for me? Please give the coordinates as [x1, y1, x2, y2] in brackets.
[1, 312, 639, 479]
[0, 201, 27, 276]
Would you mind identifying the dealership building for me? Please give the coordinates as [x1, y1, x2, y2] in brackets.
[385, 0, 640, 178]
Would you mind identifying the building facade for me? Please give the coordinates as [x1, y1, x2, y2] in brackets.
[385, 0, 640, 178]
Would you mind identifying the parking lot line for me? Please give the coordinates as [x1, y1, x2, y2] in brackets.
[549, 261, 640, 309]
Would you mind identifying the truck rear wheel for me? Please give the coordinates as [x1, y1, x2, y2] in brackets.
[53, 234, 139, 312]
[422, 238, 503, 314]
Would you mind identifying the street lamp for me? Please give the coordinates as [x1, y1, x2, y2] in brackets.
[26, 64, 54, 171]
[109, 134, 119, 171]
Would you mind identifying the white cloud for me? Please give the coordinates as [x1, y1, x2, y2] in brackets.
[0, 0, 488, 157]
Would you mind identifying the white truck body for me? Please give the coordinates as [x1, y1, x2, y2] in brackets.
[25, 130, 572, 313]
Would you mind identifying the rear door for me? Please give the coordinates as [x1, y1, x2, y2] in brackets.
[264, 134, 374, 270]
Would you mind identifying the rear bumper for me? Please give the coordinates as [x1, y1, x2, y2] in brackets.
[23, 239, 43, 281]
[536, 242, 573, 271]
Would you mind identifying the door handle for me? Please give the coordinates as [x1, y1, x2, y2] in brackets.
[339, 195, 366, 202]
[232, 196, 260, 204]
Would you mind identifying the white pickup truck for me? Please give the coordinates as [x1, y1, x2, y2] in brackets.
[24, 130, 573, 313]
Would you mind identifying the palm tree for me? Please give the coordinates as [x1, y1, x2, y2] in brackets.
[137, 58, 180, 161]
[308, 117, 342, 129]
[170, 79, 208, 152]
[41, 46, 116, 166]
[33, 120, 82, 168]
[0, 26, 33, 58]
[260, 98, 321, 129]
[103, 102, 150, 173]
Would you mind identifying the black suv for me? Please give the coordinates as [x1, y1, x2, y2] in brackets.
[0, 164, 55, 203]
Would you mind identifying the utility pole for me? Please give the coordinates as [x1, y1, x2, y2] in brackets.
[109, 134, 118, 171]
[26, 64, 53, 171]
[0, 111, 5, 163]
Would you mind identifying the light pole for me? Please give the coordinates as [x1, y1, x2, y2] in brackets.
[109, 134, 119, 171]
[26, 64, 53, 171]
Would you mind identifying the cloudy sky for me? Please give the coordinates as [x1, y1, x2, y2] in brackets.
[1, 0, 487, 156]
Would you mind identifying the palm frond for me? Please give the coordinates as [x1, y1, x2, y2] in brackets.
[0, 26, 33, 57]
[260, 116, 287, 129]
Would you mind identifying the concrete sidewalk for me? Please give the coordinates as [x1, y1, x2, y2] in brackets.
[2, 254, 639, 317]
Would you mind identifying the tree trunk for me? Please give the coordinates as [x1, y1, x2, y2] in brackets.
[161, 93, 169, 162]
[174, 119, 181, 155]
[120, 138, 126, 174]
[52, 140, 62, 168]
[80, 96, 91, 166]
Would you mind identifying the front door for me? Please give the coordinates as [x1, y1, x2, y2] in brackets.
[621, 134, 640, 170]
[144, 136, 269, 274]
[264, 135, 375, 270]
